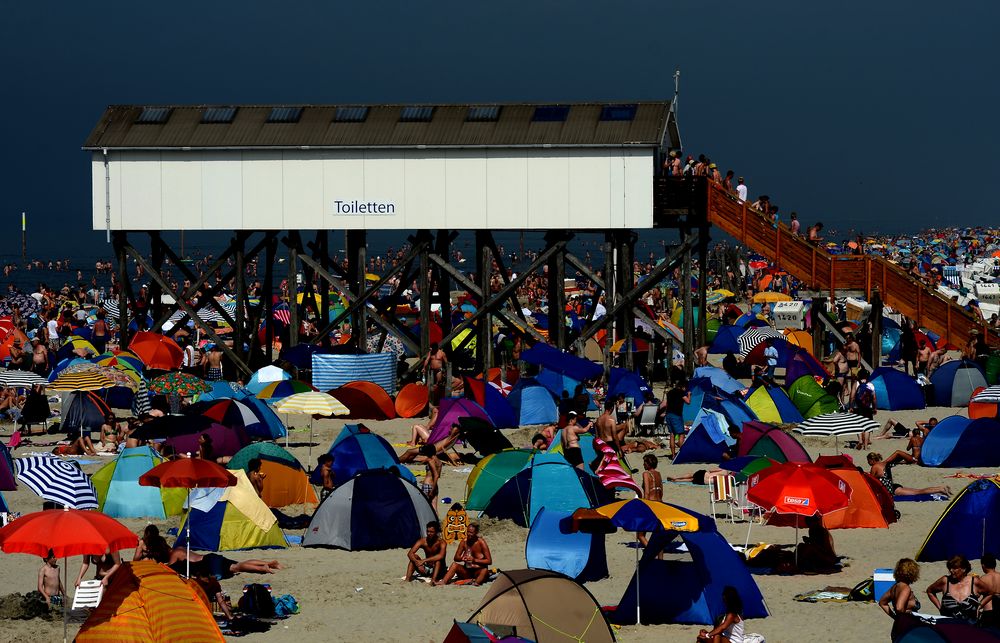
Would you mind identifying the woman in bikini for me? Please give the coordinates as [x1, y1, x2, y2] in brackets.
[927, 555, 986, 622]
[420, 455, 441, 508]
[407, 403, 438, 446]
[880, 558, 921, 618]
[638, 454, 663, 548]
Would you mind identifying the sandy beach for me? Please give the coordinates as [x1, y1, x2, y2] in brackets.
[0, 397, 984, 643]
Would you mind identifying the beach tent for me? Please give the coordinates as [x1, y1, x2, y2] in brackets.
[62, 391, 111, 434]
[329, 380, 397, 420]
[916, 478, 1000, 562]
[455, 417, 513, 457]
[918, 417, 1000, 467]
[228, 442, 317, 507]
[468, 569, 614, 643]
[323, 423, 415, 485]
[466, 449, 536, 511]
[303, 469, 436, 551]
[164, 421, 249, 459]
[782, 329, 814, 355]
[75, 561, 223, 643]
[442, 622, 532, 643]
[738, 421, 811, 463]
[787, 376, 840, 419]
[427, 397, 493, 443]
[930, 359, 988, 406]
[674, 409, 734, 465]
[608, 368, 652, 407]
[692, 366, 745, 394]
[890, 613, 991, 643]
[869, 367, 926, 410]
[507, 378, 558, 426]
[464, 377, 518, 429]
[92, 446, 185, 519]
[483, 453, 610, 527]
[0, 442, 15, 491]
[708, 325, 743, 354]
[526, 507, 608, 583]
[196, 380, 251, 402]
[175, 470, 287, 551]
[519, 343, 603, 381]
[609, 514, 768, 626]
[395, 382, 429, 418]
[547, 431, 601, 472]
[239, 395, 287, 440]
[742, 384, 804, 424]
[685, 379, 756, 426]
[968, 387, 999, 420]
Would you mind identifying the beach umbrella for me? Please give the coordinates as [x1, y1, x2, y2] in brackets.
[139, 459, 237, 577]
[58, 363, 139, 391]
[0, 371, 47, 388]
[972, 386, 1000, 404]
[49, 371, 115, 392]
[129, 331, 183, 370]
[92, 350, 144, 374]
[246, 365, 292, 394]
[150, 372, 211, 397]
[272, 391, 350, 467]
[752, 292, 792, 304]
[746, 462, 851, 566]
[59, 336, 98, 357]
[572, 499, 701, 624]
[129, 415, 215, 441]
[795, 412, 880, 452]
[737, 326, 784, 357]
[186, 398, 263, 435]
[15, 454, 99, 509]
[0, 508, 138, 642]
[255, 379, 315, 400]
[705, 291, 727, 305]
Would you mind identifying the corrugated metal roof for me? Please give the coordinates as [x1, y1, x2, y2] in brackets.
[83, 102, 677, 150]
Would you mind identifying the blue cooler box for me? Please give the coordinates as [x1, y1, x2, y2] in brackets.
[874, 568, 894, 599]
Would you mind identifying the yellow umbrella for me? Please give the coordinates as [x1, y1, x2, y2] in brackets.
[50, 371, 115, 392]
[60, 336, 98, 356]
[712, 289, 736, 298]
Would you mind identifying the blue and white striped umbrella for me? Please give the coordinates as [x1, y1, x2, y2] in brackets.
[737, 326, 785, 357]
[972, 386, 1000, 404]
[14, 454, 98, 509]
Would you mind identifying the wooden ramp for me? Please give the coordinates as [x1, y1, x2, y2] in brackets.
[661, 177, 994, 350]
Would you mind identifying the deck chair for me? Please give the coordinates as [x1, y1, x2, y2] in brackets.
[709, 474, 737, 522]
[732, 480, 764, 524]
[18, 391, 51, 435]
[635, 404, 659, 436]
[72, 580, 104, 610]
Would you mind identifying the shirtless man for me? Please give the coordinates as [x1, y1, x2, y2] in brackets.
[596, 401, 628, 455]
[38, 550, 65, 608]
[927, 347, 949, 379]
[404, 520, 447, 583]
[31, 338, 48, 376]
[248, 458, 266, 497]
[825, 346, 850, 406]
[560, 412, 589, 469]
[203, 346, 223, 381]
[435, 522, 492, 586]
[423, 342, 447, 386]
[979, 553, 1000, 627]
[916, 340, 932, 376]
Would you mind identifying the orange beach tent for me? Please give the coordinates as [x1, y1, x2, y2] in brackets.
[395, 382, 429, 418]
[76, 561, 223, 643]
[330, 381, 397, 419]
[768, 464, 896, 529]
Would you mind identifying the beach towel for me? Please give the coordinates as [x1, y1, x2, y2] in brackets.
[794, 588, 852, 603]
[893, 493, 949, 502]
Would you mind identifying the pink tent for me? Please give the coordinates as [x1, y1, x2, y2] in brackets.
[427, 397, 492, 444]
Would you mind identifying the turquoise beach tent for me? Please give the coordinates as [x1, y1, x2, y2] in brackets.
[916, 478, 1000, 562]
[91, 446, 185, 519]
[674, 409, 734, 464]
[526, 507, 608, 583]
[869, 367, 925, 411]
[919, 417, 1000, 467]
[507, 378, 558, 426]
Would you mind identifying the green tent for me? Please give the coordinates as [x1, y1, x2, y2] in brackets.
[228, 442, 302, 472]
[787, 376, 841, 418]
[465, 449, 535, 511]
[986, 353, 1000, 386]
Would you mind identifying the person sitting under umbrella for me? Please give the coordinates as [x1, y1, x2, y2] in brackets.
[795, 515, 838, 572]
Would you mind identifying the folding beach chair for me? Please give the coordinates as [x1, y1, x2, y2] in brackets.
[709, 474, 737, 522]
[636, 404, 659, 436]
[72, 580, 104, 610]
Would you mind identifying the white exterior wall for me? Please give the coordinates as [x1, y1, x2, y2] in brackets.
[92, 147, 654, 231]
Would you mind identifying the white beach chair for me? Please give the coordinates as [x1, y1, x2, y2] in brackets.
[72, 580, 104, 610]
[709, 474, 737, 522]
[636, 404, 659, 436]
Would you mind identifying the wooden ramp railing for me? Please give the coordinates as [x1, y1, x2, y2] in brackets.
[691, 178, 994, 350]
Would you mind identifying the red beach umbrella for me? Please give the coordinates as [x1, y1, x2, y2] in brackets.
[128, 331, 183, 370]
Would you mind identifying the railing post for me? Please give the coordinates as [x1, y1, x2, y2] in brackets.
[741, 198, 747, 242]
[829, 258, 836, 300]
[811, 249, 817, 290]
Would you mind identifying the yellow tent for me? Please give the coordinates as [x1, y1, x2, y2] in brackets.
[752, 291, 792, 303]
[783, 329, 814, 355]
[76, 561, 223, 643]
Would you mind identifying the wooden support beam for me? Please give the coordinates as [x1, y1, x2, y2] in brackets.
[264, 235, 275, 363]
[113, 232, 131, 347]
[286, 231, 301, 349]
[681, 227, 694, 375]
[697, 226, 709, 348]
[149, 232, 164, 324]
[124, 245, 251, 376]
[870, 289, 883, 367]
[546, 231, 568, 351]
[346, 230, 367, 351]
[477, 231, 493, 377]
[234, 232, 247, 361]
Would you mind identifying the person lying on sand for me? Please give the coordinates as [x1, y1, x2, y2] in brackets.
[168, 548, 283, 579]
[867, 452, 950, 498]
[399, 423, 463, 465]
[435, 522, 492, 586]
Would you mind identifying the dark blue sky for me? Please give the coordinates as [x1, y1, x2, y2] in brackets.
[2, 1, 997, 258]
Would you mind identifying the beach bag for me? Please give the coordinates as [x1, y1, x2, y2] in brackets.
[273, 594, 299, 617]
[238, 583, 275, 618]
[848, 577, 874, 602]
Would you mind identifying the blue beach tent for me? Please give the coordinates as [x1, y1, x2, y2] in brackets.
[919, 417, 1000, 468]
[869, 367, 925, 411]
[930, 359, 988, 406]
[708, 325, 743, 354]
[302, 469, 436, 551]
[535, 368, 598, 412]
[608, 368, 651, 406]
[674, 409, 734, 464]
[692, 366, 745, 394]
[507, 378, 558, 426]
[241, 395, 287, 440]
[520, 343, 603, 381]
[320, 423, 415, 485]
[609, 513, 768, 625]
[480, 382, 518, 429]
[526, 507, 608, 583]
[916, 478, 1000, 562]
[484, 453, 610, 527]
